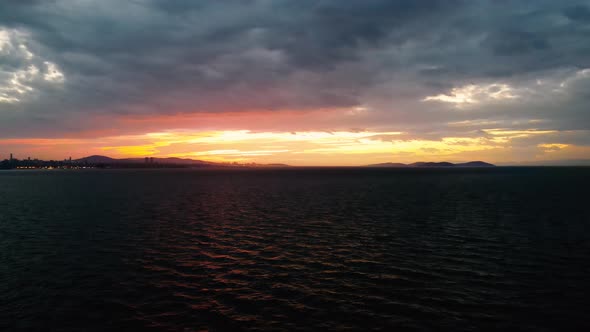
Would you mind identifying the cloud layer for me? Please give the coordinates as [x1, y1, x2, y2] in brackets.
[0, 0, 589, 164]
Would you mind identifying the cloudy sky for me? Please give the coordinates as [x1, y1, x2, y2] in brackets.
[1, 0, 589, 165]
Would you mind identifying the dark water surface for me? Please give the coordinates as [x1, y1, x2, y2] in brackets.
[1, 167, 589, 331]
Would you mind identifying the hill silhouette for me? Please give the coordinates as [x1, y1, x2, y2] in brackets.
[74, 155, 289, 168]
[75, 155, 213, 165]
[367, 161, 495, 167]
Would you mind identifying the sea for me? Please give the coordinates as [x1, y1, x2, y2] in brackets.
[1, 167, 589, 331]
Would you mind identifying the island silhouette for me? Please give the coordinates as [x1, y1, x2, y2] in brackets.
[366, 161, 495, 167]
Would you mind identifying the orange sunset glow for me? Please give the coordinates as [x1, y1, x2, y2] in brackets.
[3, 128, 590, 166]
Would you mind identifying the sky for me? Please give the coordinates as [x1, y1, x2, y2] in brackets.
[1, 0, 589, 166]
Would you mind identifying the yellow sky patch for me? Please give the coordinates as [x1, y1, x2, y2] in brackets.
[2, 129, 587, 166]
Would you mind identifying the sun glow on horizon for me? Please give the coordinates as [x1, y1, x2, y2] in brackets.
[3, 129, 589, 166]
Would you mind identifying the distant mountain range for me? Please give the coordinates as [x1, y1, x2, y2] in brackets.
[74, 155, 289, 168]
[76, 155, 214, 165]
[366, 161, 495, 167]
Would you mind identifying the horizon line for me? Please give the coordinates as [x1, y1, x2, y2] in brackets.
[3, 153, 590, 167]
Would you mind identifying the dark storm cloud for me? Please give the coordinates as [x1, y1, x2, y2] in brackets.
[484, 30, 550, 56]
[0, 0, 589, 139]
[564, 4, 590, 22]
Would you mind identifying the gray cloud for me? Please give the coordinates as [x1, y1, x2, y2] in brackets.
[564, 4, 590, 22]
[0, 0, 589, 142]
